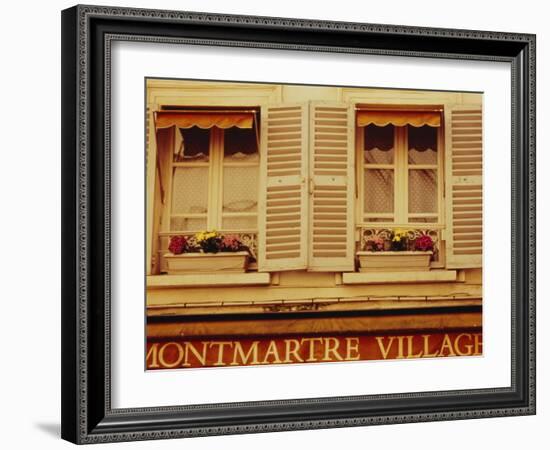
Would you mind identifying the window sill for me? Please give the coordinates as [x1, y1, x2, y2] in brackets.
[342, 270, 457, 285]
[147, 272, 270, 288]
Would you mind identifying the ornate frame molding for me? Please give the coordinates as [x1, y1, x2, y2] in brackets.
[61, 4, 536, 444]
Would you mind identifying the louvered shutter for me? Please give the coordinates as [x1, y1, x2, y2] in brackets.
[308, 102, 355, 272]
[445, 105, 483, 269]
[258, 104, 309, 271]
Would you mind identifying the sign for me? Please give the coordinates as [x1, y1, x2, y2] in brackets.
[146, 331, 482, 370]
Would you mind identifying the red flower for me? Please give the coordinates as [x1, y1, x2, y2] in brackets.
[414, 234, 434, 252]
[168, 235, 188, 254]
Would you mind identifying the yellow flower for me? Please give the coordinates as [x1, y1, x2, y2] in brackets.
[393, 228, 410, 239]
[196, 230, 219, 242]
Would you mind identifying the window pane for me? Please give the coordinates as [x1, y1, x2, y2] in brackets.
[175, 127, 210, 162]
[408, 125, 437, 165]
[364, 124, 394, 164]
[409, 217, 438, 223]
[363, 217, 394, 223]
[222, 166, 259, 214]
[408, 169, 437, 214]
[170, 217, 207, 231]
[224, 127, 259, 161]
[171, 167, 209, 215]
[364, 169, 394, 213]
[222, 216, 258, 230]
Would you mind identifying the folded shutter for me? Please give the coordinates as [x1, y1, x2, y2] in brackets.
[258, 104, 309, 271]
[445, 104, 483, 269]
[308, 102, 355, 272]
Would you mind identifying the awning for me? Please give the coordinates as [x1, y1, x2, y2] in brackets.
[357, 110, 441, 128]
[155, 111, 255, 130]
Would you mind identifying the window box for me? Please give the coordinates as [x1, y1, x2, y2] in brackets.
[164, 251, 249, 274]
[357, 251, 432, 272]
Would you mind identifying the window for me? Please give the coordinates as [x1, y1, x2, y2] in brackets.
[150, 100, 482, 276]
[169, 125, 260, 233]
[357, 111, 442, 225]
[170, 126, 210, 231]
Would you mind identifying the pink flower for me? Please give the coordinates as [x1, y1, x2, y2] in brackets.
[368, 236, 385, 251]
[220, 234, 242, 252]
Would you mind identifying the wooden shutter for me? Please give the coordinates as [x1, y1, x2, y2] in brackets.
[308, 102, 355, 272]
[258, 104, 309, 271]
[445, 104, 483, 269]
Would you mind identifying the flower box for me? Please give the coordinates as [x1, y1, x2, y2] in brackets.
[357, 251, 432, 272]
[164, 251, 249, 274]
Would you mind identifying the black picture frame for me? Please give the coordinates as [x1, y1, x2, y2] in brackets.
[61, 4, 536, 444]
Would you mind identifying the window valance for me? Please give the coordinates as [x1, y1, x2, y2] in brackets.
[363, 124, 438, 151]
[357, 110, 441, 128]
[155, 111, 255, 130]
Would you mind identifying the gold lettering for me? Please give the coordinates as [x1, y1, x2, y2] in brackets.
[406, 335, 423, 359]
[422, 335, 439, 357]
[148, 333, 484, 369]
[345, 337, 361, 361]
[439, 334, 457, 357]
[302, 338, 324, 362]
[209, 341, 233, 366]
[262, 340, 282, 364]
[375, 336, 396, 359]
[183, 341, 208, 367]
[454, 333, 473, 356]
[231, 341, 260, 366]
[322, 337, 343, 361]
[396, 336, 405, 359]
[473, 333, 483, 355]
[283, 339, 303, 363]
[146, 343, 160, 369]
[158, 342, 184, 368]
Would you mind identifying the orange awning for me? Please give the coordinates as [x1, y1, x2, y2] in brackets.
[357, 110, 441, 127]
[155, 111, 254, 130]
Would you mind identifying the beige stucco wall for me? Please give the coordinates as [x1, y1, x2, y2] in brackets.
[145, 79, 482, 308]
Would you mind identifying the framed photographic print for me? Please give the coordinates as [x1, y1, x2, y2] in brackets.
[145, 79, 483, 370]
[61, 4, 536, 444]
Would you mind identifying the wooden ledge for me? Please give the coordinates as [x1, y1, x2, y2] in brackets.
[342, 270, 457, 285]
[147, 298, 482, 317]
[147, 272, 270, 288]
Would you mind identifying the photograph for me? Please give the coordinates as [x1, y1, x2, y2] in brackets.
[55, 2, 536, 444]
[145, 79, 483, 370]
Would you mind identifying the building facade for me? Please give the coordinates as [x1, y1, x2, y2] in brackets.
[145, 79, 482, 369]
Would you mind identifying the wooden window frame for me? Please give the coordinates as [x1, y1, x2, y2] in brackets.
[164, 125, 260, 234]
[356, 122, 445, 228]
[146, 83, 280, 275]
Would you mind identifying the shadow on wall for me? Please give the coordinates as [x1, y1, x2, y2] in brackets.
[35, 422, 60, 438]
